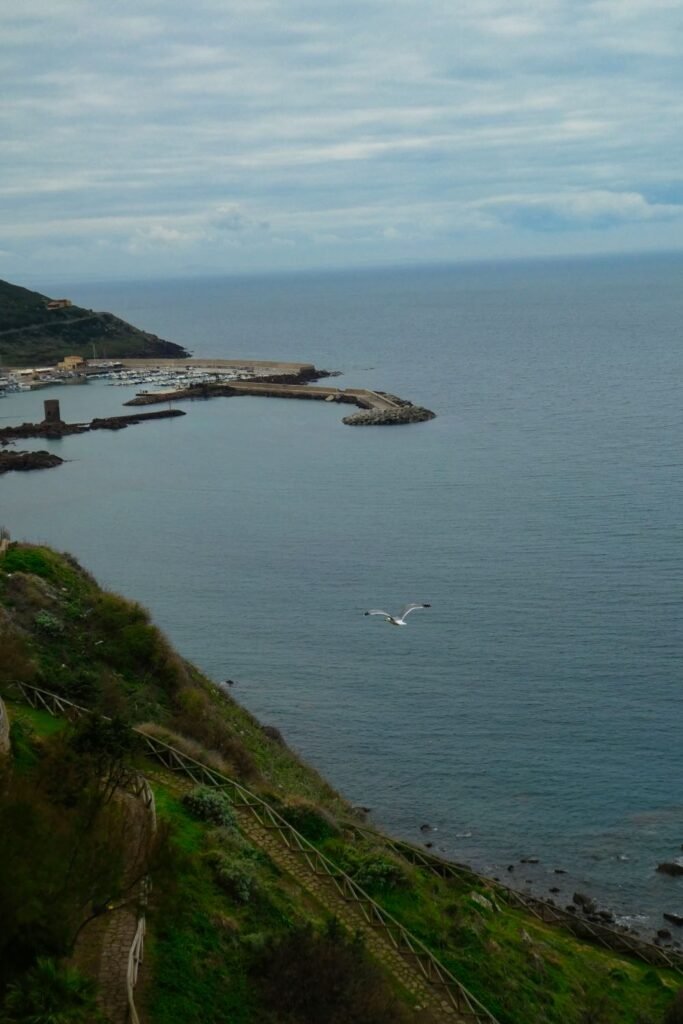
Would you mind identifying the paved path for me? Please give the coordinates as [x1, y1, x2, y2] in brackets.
[71, 791, 151, 1024]
[0, 315, 99, 337]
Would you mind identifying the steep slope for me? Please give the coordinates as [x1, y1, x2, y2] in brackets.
[0, 543, 682, 1024]
[0, 279, 189, 365]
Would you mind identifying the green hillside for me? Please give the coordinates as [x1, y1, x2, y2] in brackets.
[0, 543, 681, 1024]
[0, 279, 189, 365]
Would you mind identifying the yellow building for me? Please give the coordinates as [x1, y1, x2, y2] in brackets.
[57, 355, 86, 371]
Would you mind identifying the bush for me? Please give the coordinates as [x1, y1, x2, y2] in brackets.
[205, 849, 257, 903]
[253, 921, 413, 1024]
[172, 687, 257, 780]
[664, 990, 683, 1024]
[33, 610, 64, 637]
[1, 548, 55, 580]
[330, 842, 410, 893]
[0, 620, 35, 685]
[182, 786, 237, 828]
[1, 957, 104, 1023]
[277, 798, 340, 842]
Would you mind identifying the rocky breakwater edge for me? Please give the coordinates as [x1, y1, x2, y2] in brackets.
[0, 408, 185, 474]
[125, 370, 437, 427]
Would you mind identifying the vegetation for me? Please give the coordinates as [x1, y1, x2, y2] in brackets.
[1, 958, 104, 1024]
[1, 541, 683, 1023]
[0, 277, 189, 365]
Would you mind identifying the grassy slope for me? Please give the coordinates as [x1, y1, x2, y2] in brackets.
[0, 543, 681, 1024]
[0, 278, 189, 364]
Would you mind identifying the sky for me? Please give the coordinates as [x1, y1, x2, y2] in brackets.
[2, 0, 682, 282]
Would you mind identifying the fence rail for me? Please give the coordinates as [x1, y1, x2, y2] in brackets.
[349, 825, 683, 975]
[126, 915, 146, 1024]
[0, 695, 9, 756]
[5, 681, 499, 1024]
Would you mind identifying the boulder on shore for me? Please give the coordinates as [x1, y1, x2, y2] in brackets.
[656, 862, 683, 877]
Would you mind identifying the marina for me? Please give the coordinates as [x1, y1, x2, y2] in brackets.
[0, 356, 319, 396]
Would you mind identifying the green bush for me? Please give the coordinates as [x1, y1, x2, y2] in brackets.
[33, 610, 64, 637]
[664, 990, 683, 1024]
[253, 920, 413, 1023]
[278, 799, 340, 842]
[1, 957, 104, 1023]
[1, 548, 55, 580]
[182, 786, 237, 828]
[329, 842, 410, 893]
[205, 849, 257, 903]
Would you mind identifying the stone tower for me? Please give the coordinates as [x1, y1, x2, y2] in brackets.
[43, 399, 62, 424]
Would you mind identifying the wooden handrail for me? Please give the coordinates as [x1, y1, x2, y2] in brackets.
[4, 681, 500, 1023]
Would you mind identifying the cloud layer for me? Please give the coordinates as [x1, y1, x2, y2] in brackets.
[1, 0, 682, 279]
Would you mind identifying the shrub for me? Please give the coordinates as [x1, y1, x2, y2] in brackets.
[253, 921, 413, 1024]
[172, 687, 257, 780]
[33, 610, 64, 637]
[182, 786, 236, 828]
[331, 843, 410, 893]
[205, 849, 257, 903]
[664, 990, 683, 1024]
[1, 957, 104, 1023]
[0, 620, 35, 685]
[277, 798, 340, 842]
[1, 548, 55, 580]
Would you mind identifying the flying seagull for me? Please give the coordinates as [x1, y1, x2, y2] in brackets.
[364, 603, 431, 627]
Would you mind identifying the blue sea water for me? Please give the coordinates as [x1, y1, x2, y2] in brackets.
[2, 253, 682, 933]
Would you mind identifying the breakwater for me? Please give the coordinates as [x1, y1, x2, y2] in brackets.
[0, 408, 185, 445]
[125, 379, 435, 426]
[0, 407, 185, 473]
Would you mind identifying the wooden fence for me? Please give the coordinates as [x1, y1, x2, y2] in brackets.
[349, 825, 683, 975]
[11, 681, 683, 1008]
[5, 681, 499, 1024]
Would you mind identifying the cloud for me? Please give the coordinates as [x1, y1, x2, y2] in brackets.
[478, 190, 683, 231]
[1, 0, 682, 276]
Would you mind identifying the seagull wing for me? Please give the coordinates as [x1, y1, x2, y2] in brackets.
[399, 603, 431, 618]
[364, 609, 391, 617]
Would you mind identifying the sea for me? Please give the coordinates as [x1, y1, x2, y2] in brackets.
[2, 252, 682, 935]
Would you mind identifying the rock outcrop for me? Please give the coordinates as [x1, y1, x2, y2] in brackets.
[342, 404, 436, 426]
[0, 450, 63, 474]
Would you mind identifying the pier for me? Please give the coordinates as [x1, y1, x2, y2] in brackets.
[125, 379, 435, 425]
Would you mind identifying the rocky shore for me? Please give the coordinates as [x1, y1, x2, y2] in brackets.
[0, 408, 185, 445]
[0, 450, 63, 474]
[343, 404, 436, 426]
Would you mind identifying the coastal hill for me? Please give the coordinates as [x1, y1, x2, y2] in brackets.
[0, 542, 682, 1024]
[0, 278, 189, 366]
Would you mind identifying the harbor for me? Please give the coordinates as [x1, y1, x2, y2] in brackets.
[0, 356, 321, 397]
[1, 356, 436, 425]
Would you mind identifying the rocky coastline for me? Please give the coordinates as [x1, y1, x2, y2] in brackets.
[0, 449, 63, 474]
[0, 408, 185, 447]
[342, 391, 436, 426]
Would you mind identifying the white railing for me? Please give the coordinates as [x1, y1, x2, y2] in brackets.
[126, 914, 146, 1024]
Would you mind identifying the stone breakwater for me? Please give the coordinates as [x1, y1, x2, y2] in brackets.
[0, 408, 185, 444]
[0, 409, 186, 474]
[342, 392, 436, 426]
[126, 377, 436, 427]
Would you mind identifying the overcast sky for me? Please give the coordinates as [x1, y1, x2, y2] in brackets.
[2, 0, 682, 282]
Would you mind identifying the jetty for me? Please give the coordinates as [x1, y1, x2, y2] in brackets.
[0, 399, 186, 473]
[125, 378, 435, 426]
